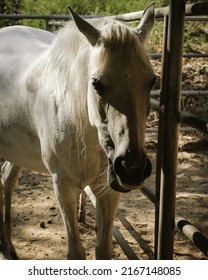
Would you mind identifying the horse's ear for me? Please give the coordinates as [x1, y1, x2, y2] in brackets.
[136, 2, 155, 44]
[68, 6, 100, 46]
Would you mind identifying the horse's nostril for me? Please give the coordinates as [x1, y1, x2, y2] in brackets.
[143, 157, 152, 179]
[114, 156, 126, 177]
[114, 155, 152, 184]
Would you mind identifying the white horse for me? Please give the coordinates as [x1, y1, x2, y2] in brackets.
[0, 3, 155, 260]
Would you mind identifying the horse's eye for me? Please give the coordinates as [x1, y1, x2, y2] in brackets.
[92, 78, 105, 94]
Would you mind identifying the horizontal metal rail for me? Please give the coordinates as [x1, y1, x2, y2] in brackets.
[113, 2, 208, 21]
[0, 14, 208, 21]
[150, 98, 208, 133]
[146, 127, 198, 133]
[0, 14, 72, 20]
[140, 185, 208, 258]
[151, 90, 208, 96]
[175, 217, 208, 258]
[151, 53, 208, 59]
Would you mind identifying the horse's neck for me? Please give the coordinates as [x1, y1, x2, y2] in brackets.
[36, 26, 90, 127]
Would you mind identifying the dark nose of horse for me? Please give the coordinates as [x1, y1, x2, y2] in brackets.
[114, 155, 152, 185]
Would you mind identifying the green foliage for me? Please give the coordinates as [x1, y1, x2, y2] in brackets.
[65, 0, 168, 16]
[1, 0, 169, 17]
[23, 0, 68, 14]
[0, 0, 22, 26]
[184, 21, 208, 53]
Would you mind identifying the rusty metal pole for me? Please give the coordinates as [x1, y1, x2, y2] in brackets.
[157, 0, 185, 259]
[154, 14, 169, 259]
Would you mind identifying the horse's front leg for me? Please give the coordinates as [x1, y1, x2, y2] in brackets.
[90, 184, 120, 259]
[0, 178, 11, 259]
[52, 174, 86, 260]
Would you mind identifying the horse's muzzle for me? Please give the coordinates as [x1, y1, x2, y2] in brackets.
[112, 154, 152, 190]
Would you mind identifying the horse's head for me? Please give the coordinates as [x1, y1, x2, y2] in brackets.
[69, 3, 155, 192]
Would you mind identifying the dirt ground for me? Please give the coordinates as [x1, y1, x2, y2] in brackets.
[6, 58, 208, 260]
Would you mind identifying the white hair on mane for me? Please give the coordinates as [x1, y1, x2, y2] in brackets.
[28, 22, 90, 143]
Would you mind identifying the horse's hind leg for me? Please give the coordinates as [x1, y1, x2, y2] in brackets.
[89, 183, 120, 259]
[1, 162, 21, 259]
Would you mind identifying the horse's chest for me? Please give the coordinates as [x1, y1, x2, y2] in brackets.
[42, 128, 103, 186]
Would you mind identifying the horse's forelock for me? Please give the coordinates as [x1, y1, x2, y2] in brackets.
[99, 21, 136, 49]
[93, 20, 151, 69]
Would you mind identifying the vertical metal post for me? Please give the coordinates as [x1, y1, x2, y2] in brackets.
[45, 18, 50, 31]
[157, 0, 185, 259]
[154, 14, 169, 260]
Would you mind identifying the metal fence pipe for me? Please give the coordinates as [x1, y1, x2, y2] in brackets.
[140, 185, 157, 206]
[185, 2, 208, 15]
[157, 0, 185, 260]
[113, 226, 139, 260]
[151, 53, 208, 59]
[176, 217, 208, 258]
[146, 127, 198, 133]
[179, 110, 208, 133]
[184, 16, 208, 21]
[113, 2, 208, 21]
[154, 13, 169, 259]
[180, 90, 208, 96]
[150, 98, 208, 133]
[151, 90, 208, 96]
[0, 14, 69, 20]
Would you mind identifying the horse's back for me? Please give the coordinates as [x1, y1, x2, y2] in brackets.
[0, 26, 54, 171]
[0, 25, 53, 52]
[0, 26, 54, 73]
